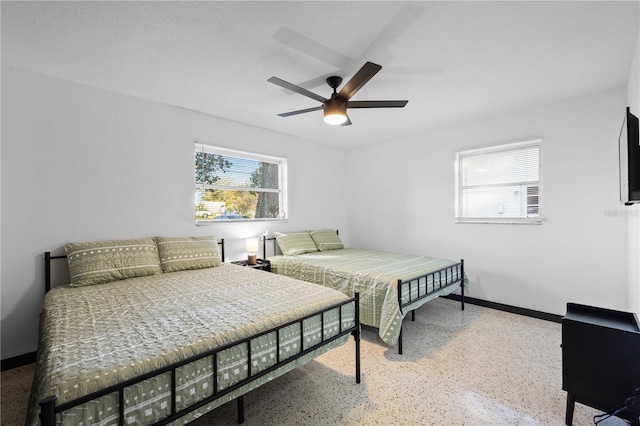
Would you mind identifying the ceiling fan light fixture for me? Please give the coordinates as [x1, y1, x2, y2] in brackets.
[323, 99, 347, 125]
[324, 111, 347, 125]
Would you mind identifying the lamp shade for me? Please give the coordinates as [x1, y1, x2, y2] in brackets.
[245, 237, 259, 254]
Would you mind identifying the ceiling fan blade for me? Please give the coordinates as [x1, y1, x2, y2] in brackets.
[341, 115, 352, 126]
[337, 62, 382, 100]
[277, 106, 323, 117]
[347, 100, 408, 108]
[267, 77, 327, 103]
[281, 74, 337, 96]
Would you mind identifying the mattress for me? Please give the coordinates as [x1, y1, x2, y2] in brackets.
[27, 263, 355, 425]
[268, 248, 462, 346]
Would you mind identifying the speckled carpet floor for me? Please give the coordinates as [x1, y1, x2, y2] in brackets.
[1, 298, 626, 426]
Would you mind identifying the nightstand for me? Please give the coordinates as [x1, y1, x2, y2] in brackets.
[562, 303, 640, 425]
[231, 259, 271, 272]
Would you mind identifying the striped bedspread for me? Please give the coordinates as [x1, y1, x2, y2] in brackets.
[268, 248, 463, 346]
[27, 264, 354, 425]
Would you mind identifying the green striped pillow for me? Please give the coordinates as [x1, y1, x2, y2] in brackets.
[310, 229, 344, 251]
[154, 236, 221, 272]
[275, 232, 318, 256]
[65, 238, 162, 287]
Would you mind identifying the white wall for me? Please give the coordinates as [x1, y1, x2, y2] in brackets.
[0, 66, 349, 359]
[2, 61, 636, 360]
[627, 27, 640, 315]
[347, 87, 629, 316]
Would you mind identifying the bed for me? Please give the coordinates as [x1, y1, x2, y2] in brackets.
[28, 236, 360, 426]
[264, 230, 465, 354]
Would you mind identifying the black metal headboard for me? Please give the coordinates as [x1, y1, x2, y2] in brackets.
[44, 252, 68, 293]
[44, 239, 225, 293]
[262, 236, 277, 259]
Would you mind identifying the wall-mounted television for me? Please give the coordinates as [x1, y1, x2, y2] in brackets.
[620, 107, 640, 205]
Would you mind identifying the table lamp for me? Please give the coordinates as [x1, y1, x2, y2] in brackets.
[245, 237, 259, 265]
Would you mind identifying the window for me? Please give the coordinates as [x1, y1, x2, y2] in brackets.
[195, 143, 287, 223]
[455, 139, 541, 224]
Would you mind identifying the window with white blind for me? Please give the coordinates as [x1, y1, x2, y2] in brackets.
[455, 139, 541, 224]
[195, 143, 287, 224]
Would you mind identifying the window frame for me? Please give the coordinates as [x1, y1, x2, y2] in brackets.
[194, 143, 288, 225]
[454, 139, 542, 225]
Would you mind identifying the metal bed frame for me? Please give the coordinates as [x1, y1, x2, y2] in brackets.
[39, 241, 361, 425]
[263, 235, 464, 354]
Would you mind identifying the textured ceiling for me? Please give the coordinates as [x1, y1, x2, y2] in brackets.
[2, 1, 638, 149]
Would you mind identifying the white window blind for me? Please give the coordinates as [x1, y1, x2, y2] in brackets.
[455, 139, 541, 224]
[195, 143, 287, 223]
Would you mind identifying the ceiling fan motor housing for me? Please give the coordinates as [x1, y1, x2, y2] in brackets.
[323, 97, 347, 112]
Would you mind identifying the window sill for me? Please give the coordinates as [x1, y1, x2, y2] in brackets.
[196, 218, 289, 226]
[455, 218, 543, 225]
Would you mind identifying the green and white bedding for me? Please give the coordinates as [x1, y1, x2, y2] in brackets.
[27, 264, 355, 426]
[268, 248, 462, 346]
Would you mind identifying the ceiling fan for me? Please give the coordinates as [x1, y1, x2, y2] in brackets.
[267, 61, 408, 126]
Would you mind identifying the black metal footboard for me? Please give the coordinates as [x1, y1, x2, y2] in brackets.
[396, 259, 464, 354]
[263, 235, 465, 355]
[39, 294, 360, 426]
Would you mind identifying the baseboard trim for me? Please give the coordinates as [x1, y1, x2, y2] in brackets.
[444, 294, 562, 323]
[1, 351, 37, 371]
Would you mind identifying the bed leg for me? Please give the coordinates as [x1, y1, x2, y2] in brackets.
[237, 395, 245, 424]
[460, 259, 465, 311]
[398, 326, 403, 355]
[411, 310, 415, 321]
[354, 292, 361, 384]
[39, 395, 57, 426]
[355, 329, 361, 384]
